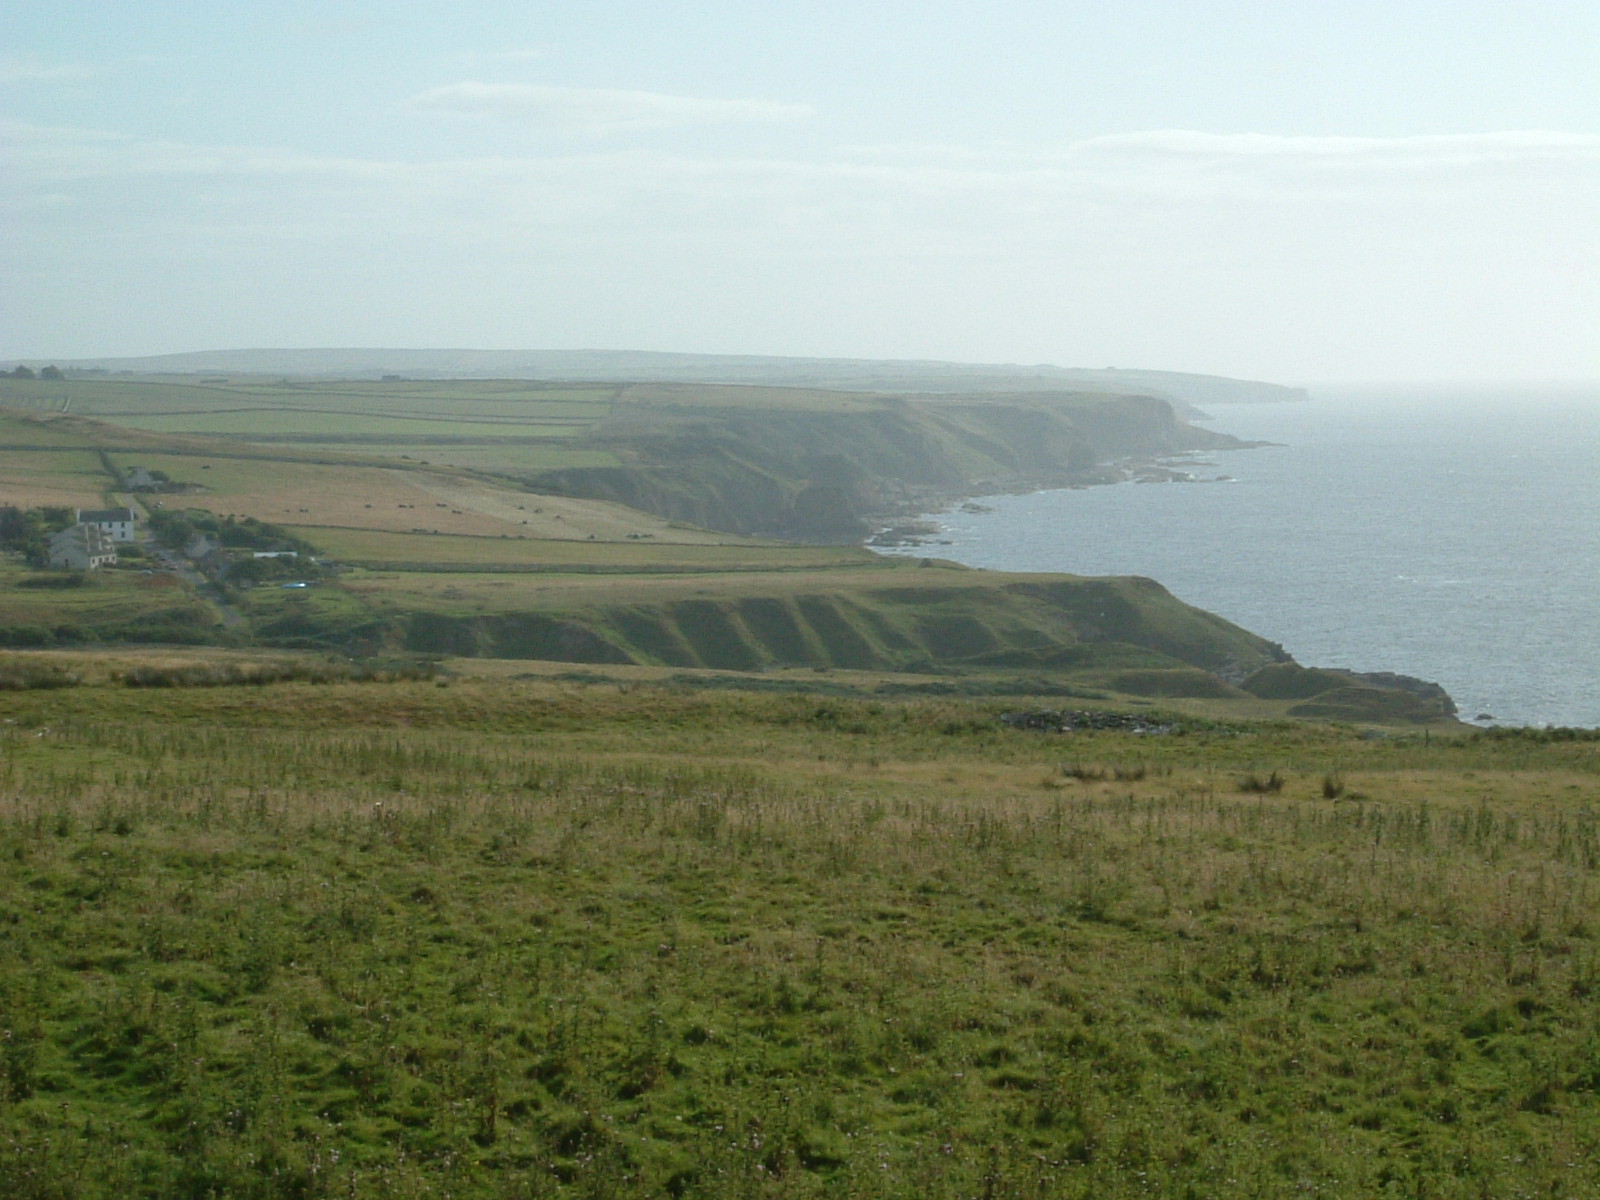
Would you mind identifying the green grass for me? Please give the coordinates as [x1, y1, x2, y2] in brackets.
[5, 380, 626, 475]
[0, 448, 116, 509]
[0, 410, 101, 447]
[311, 530, 876, 569]
[117, 411, 591, 438]
[3, 378, 623, 422]
[0, 564, 221, 647]
[0, 672, 1596, 1198]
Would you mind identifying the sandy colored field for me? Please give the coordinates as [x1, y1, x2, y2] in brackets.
[121, 454, 524, 537]
[119, 452, 746, 543]
[302, 529, 850, 569]
[0, 449, 113, 509]
[398, 473, 765, 543]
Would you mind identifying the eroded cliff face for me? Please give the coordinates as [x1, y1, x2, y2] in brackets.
[525, 392, 1238, 541]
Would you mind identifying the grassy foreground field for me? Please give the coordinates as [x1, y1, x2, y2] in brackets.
[2, 659, 1598, 1198]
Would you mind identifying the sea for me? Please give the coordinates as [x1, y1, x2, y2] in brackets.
[875, 387, 1600, 728]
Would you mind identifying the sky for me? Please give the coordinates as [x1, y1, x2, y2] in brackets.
[3, 0, 1597, 383]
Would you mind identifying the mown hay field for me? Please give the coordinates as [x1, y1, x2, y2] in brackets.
[0, 449, 112, 510]
[318, 534, 874, 571]
[109, 452, 748, 546]
[1, 667, 1597, 1198]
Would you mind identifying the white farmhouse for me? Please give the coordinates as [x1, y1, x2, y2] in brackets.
[76, 507, 138, 543]
[48, 524, 118, 570]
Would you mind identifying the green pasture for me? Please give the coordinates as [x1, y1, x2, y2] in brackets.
[0, 409, 102, 447]
[104, 451, 291, 494]
[375, 444, 622, 473]
[0, 448, 115, 509]
[105, 410, 592, 439]
[304, 527, 871, 568]
[614, 380, 897, 412]
[336, 557, 937, 612]
[3, 377, 619, 424]
[0, 673, 1596, 1198]
[0, 564, 219, 646]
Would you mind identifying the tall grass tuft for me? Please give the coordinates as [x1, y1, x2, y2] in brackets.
[0, 655, 79, 690]
[1237, 769, 1285, 794]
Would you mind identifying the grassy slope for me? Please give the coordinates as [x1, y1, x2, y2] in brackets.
[0, 564, 220, 647]
[0, 669, 1595, 1198]
[238, 562, 1301, 698]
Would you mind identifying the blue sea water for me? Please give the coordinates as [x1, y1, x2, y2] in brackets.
[878, 388, 1600, 728]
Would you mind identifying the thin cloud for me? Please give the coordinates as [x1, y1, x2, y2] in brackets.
[9, 120, 1594, 211]
[1074, 129, 1600, 164]
[406, 83, 813, 135]
[0, 55, 95, 85]
[486, 49, 553, 63]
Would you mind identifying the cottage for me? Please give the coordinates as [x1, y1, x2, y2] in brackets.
[48, 524, 117, 570]
[76, 507, 137, 543]
[184, 533, 220, 559]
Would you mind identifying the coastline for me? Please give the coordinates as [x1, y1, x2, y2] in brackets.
[863, 392, 1600, 728]
[864, 446, 1267, 551]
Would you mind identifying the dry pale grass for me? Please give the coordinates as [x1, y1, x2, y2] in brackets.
[0, 449, 113, 509]
[126, 451, 746, 543]
[0, 645, 324, 685]
[398, 472, 752, 543]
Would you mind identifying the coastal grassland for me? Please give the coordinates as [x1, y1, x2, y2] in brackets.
[107, 411, 591, 439]
[1, 378, 624, 426]
[5, 379, 627, 477]
[0, 673, 1596, 1199]
[0, 564, 220, 647]
[223, 565, 1308, 696]
[610, 381, 897, 412]
[0, 449, 114, 510]
[0, 410, 102, 447]
[314, 534, 871, 569]
[105, 452, 743, 545]
[108, 455, 534, 539]
[279, 445, 623, 474]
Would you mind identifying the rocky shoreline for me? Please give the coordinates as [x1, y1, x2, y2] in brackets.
[865, 450, 1254, 550]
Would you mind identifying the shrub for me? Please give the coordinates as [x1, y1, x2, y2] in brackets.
[1238, 770, 1285, 794]
[119, 658, 438, 688]
[0, 656, 80, 690]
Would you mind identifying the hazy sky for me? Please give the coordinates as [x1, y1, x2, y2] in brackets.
[4, 1, 1597, 382]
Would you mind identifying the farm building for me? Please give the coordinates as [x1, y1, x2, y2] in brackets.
[76, 507, 138, 542]
[48, 524, 118, 570]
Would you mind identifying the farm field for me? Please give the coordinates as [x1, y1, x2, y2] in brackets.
[339, 558, 963, 612]
[0, 378, 625, 475]
[102, 451, 741, 545]
[0, 662, 1596, 1198]
[311, 531, 874, 570]
[0, 448, 114, 510]
[0, 377, 895, 476]
[0, 563, 218, 646]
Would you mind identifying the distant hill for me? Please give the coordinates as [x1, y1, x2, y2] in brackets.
[61, 348, 1308, 410]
